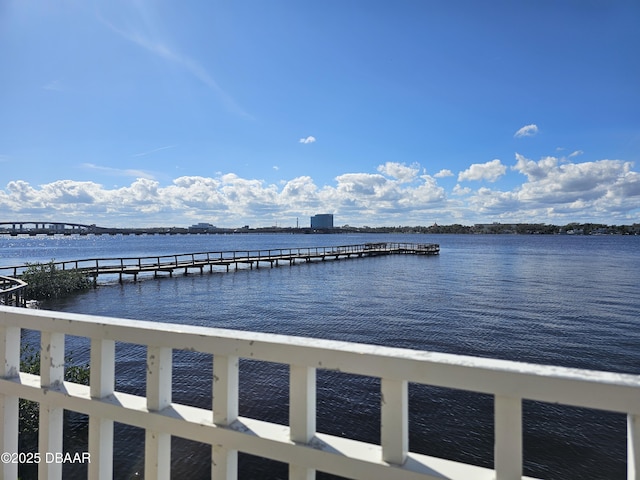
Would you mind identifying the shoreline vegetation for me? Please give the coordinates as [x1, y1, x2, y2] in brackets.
[322, 222, 640, 235]
[20, 261, 93, 300]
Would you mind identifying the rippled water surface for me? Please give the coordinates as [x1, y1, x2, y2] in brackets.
[3, 233, 639, 479]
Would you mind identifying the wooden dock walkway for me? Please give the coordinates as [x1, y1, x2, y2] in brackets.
[0, 242, 439, 284]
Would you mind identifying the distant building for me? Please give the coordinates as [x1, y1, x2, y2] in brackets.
[310, 214, 334, 229]
[188, 222, 216, 233]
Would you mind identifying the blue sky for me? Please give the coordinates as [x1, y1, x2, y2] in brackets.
[1, 1, 639, 227]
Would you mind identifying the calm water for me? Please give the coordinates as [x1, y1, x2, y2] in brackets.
[2, 233, 639, 479]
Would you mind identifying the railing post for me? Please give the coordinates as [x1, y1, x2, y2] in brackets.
[380, 378, 408, 465]
[212, 355, 239, 479]
[629, 414, 640, 480]
[289, 365, 316, 480]
[0, 326, 20, 480]
[494, 395, 522, 480]
[89, 339, 115, 480]
[145, 346, 172, 480]
[39, 332, 65, 480]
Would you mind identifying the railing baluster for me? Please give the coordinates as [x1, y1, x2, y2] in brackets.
[0, 326, 20, 480]
[146, 346, 172, 480]
[213, 355, 239, 479]
[494, 395, 522, 480]
[290, 365, 316, 480]
[380, 378, 408, 465]
[39, 332, 65, 480]
[629, 414, 640, 480]
[89, 339, 115, 480]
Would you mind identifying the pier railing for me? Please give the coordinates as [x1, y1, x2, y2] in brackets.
[1, 306, 639, 479]
[0, 243, 439, 282]
[0, 276, 27, 307]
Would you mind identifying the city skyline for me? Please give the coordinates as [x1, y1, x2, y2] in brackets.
[1, 1, 639, 228]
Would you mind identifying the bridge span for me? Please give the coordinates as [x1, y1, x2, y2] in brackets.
[0, 221, 96, 235]
[0, 222, 193, 236]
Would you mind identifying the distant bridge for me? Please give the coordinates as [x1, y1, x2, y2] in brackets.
[0, 222, 180, 236]
[0, 221, 97, 235]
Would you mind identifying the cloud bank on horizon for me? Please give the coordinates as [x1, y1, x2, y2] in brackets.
[1, 152, 638, 228]
[1, 1, 638, 227]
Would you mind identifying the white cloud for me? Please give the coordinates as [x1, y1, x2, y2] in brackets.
[376, 162, 419, 183]
[434, 169, 454, 178]
[325, 170, 446, 220]
[409, 175, 447, 205]
[164, 176, 226, 210]
[512, 153, 557, 181]
[280, 176, 319, 210]
[458, 159, 506, 182]
[299, 136, 316, 144]
[568, 150, 584, 158]
[513, 154, 634, 205]
[465, 187, 520, 218]
[453, 184, 471, 196]
[333, 173, 388, 197]
[514, 124, 539, 138]
[117, 178, 160, 205]
[458, 153, 640, 222]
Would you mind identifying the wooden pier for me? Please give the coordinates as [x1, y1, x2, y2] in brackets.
[0, 242, 439, 284]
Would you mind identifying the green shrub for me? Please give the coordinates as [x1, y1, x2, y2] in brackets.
[21, 261, 92, 300]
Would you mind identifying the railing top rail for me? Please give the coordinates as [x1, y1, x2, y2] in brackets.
[0, 276, 27, 294]
[0, 306, 637, 415]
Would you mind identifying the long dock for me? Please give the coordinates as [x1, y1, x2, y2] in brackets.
[0, 242, 439, 284]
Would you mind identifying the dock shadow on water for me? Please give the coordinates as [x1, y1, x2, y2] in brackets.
[31, 234, 640, 479]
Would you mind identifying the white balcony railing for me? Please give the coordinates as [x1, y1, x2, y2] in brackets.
[1, 305, 639, 480]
